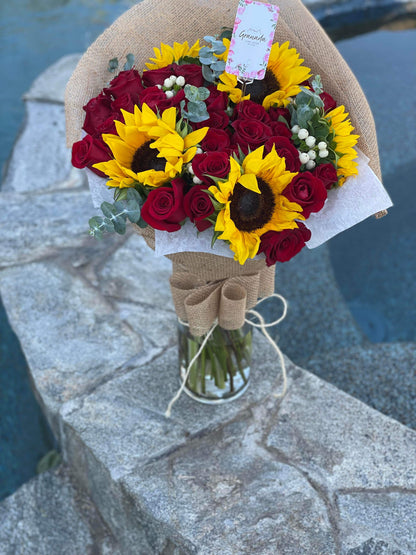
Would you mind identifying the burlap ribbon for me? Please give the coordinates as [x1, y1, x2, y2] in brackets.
[170, 266, 275, 336]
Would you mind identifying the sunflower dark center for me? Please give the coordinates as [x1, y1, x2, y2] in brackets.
[230, 178, 275, 232]
[244, 70, 281, 104]
[131, 141, 166, 173]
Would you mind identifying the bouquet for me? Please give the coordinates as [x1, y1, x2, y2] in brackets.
[65, 0, 390, 408]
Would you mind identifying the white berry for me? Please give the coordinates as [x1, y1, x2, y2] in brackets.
[188, 164, 194, 175]
[305, 136, 316, 148]
[196, 147, 203, 154]
[291, 125, 300, 133]
[298, 128, 309, 140]
[308, 150, 317, 160]
[193, 176, 203, 185]
[156, 84, 162, 90]
[319, 149, 329, 158]
[299, 152, 310, 164]
[169, 75, 177, 84]
[163, 77, 173, 88]
[306, 160, 316, 170]
[176, 76, 185, 87]
[318, 141, 327, 150]
[165, 90, 174, 99]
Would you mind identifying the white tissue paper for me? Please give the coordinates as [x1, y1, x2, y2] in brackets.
[86, 147, 393, 257]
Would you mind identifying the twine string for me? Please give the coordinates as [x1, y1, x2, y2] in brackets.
[165, 293, 288, 417]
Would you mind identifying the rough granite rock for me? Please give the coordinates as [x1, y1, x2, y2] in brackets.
[0, 261, 145, 433]
[0, 190, 94, 268]
[338, 491, 416, 554]
[2, 102, 78, 194]
[0, 465, 119, 555]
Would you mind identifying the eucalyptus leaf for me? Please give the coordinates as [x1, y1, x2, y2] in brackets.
[219, 27, 233, 41]
[312, 75, 323, 94]
[202, 64, 215, 82]
[297, 104, 315, 128]
[123, 53, 135, 71]
[113, 217, 126, 235]
[210, 60, 225, 72]
[108, 57, 119, 73]
[102, 218, 115, 232]
[184, 84, 199, 102]
[101, 201, 117, 218]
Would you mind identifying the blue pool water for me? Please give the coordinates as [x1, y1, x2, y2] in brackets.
[0, 0, 137, 501]
[0, 0, 414, 501]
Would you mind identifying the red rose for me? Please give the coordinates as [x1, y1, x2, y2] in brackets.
[283, 172, 327, 218]
[141, 178, 186, 232]
[104, 69, 144, 100]
[95, 114, 119, 136]
[184, 185, 214, 231]
[71, 135, 111, 177]
[195, 107, 229, 130]
[265, 136, 301, 172]
[139, 87, 185, 112]
[234, 100, 270, 123]
[142, 64, 203, 88]
[258, 223, 311, 265]
[268, 121, 292, 139]
[268, 107, 291, 124]
[82, 93, 113, 136]
[206, 88, 228, 110]
[312, 163, 338, 190]
[320, 92, 337, 112]
[111, 93, 136, 114]
[176, 64, 204, 87]
[192, 152, 230, 185]
[201, 128, 231, 152]
[232, 119, 272, 151]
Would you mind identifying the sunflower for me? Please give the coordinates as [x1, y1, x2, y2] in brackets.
[217, 72, 250, 104]
[145, 40, 201, 70]
[209, 147, 304, 264]
[217, 41, 311, 109]
[325, 105, 360, 186]
[94, 104, 208, 189]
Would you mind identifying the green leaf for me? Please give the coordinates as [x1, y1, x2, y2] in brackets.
[219, 27, 233, 41]
[123, 53, 135, 71]
[102, 218, 115, 232]
[108, 57, 119, 73]
[297, 104, 315, 128]
[202, 64, 215, 82]
[113, 216, 126, 235]
[37, 450, 62, 474]
[311, 75, 323, 95]
[101, 201, 117, 219]
[211, 60, 225, 72]
[211, 230, 222, 248]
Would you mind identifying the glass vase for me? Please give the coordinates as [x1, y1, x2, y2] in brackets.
[178, 321, 252, 404]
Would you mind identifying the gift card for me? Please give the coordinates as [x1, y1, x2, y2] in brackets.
[225, 0, 280, 81]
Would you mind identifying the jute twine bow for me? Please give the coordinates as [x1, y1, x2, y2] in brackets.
[170, 266, 275, 337]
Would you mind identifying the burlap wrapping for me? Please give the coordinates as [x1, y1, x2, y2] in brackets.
[65, 0, 384, 335]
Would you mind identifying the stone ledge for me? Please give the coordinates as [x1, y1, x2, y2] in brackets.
[0, 465, 119, 555]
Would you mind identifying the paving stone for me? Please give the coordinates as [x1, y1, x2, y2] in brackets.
[61, 331, 291, 479]
[0, 262, 143, 433]
[306, 342, 416, 429]
[338, 492, 416, 554]
[2, 102, 78, 193]
[23, 54, 82, 104]
[121, 418, 337, 554]
[269, 244, 365, 366]
[98, 233, 174, 310]
[0, 465, 119, 555]
[0, 190, 96, 267]
[267, 369, 416, 492]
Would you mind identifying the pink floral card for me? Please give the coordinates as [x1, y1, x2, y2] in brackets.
[225, 0, 280, 81]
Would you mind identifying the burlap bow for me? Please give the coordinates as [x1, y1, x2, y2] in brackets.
[170, 267, 275, 336]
